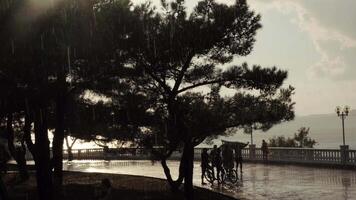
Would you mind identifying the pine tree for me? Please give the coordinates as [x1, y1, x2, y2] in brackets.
[93, 0, 295, 198]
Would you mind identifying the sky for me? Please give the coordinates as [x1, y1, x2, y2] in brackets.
[241, 0, 356, 116]
[134, 0, 356, 116]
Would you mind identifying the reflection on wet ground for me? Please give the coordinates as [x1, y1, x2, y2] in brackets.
[63, 160, 356, 200]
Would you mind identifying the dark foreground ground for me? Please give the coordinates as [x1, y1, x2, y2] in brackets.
[3, 172, 237, 200]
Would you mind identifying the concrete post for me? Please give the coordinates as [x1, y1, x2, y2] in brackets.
[340, 145, 349, 165]
[249, 144, 256, 160]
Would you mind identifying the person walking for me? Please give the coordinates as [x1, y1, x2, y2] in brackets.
[200, 148, 209, 185]
[209, 145, 218, 179]
[214, 148, 224, 184]
[222, 145, 234, 174]
[234, 146, 243, 174]
[261, 140, 269, 162]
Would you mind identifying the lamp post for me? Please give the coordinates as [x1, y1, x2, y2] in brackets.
[336, 106, 350, 164]
[335, 106, 350, 146]
[244, 125, 256, 159]
[248, 125, 253, 145]
[243, 125, 254, 145]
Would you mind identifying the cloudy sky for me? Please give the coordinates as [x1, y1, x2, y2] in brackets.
[217, 0, 356, 116]
[241, 0, 356, 116]
[137, 0, 356, 116]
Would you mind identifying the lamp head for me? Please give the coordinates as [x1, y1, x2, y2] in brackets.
[336, 106, 341, 116]
[344, 106, 350, 116]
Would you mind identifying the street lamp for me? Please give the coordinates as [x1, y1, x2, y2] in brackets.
[248, 125, 253, 145]
[335, 105, 350, 146]
[244, 124, 254, 145]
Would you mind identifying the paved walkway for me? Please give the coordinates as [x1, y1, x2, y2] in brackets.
[63, 160, 356, 200]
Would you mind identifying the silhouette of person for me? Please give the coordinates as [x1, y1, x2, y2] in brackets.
[200, 148, 209, 185]
[209, 145, 218, 179]
[261, 140, 269, 162]
[214, 148, 224, 183]
[222, 145, 234, 174]
[235, 146, 243, 173]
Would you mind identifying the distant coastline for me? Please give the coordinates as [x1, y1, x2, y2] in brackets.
[213, 111, 356, 149]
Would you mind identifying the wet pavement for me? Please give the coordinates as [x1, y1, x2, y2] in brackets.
[63, 160, 356, 200]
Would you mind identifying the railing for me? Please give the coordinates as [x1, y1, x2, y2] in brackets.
[349, 150, 356, 164]
[23, 146, 356, 167]
[239, 147, 355, 167]
[247, 147, 342, 164]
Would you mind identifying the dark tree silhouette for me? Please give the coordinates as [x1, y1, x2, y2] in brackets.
[0, 0, 105, 198]
[92, 0, 295, 198]
[269, 127, 317, 148]
[294, 127, 316, 148]
[0, 1, 147, 198]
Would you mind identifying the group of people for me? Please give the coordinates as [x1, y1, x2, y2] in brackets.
[201, 140, 270, 184]
[200, 144, 243, 184]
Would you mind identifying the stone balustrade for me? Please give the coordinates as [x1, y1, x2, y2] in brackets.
[23, 146, 356, 167]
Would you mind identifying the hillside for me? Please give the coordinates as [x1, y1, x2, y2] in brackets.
[216, 110, 356, 149]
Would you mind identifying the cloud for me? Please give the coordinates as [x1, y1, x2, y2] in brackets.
[249, 0, 356, 80]
[308, 55, 347, 79]
[287, 1, 356, 79]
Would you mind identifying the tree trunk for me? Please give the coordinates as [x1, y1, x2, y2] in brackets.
[24, 110, 35, 159]
[161, 156, 185, 192]
[6, 113, 29, 181]
[34, 107, 53, 200]
[161, 140, 195, 199]
[182, 140, 194, 200]
[0, 176, 8, 200]
[52, 93, 65, 191]
[67, 146, 73, 161]
[65, 136, 76, 161]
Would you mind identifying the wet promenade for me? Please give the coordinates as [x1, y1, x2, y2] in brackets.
[63, 160, 356, 200]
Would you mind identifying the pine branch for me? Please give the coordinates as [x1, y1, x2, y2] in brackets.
[177, 78, 226, 94]
[172, 51, 195, 95]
